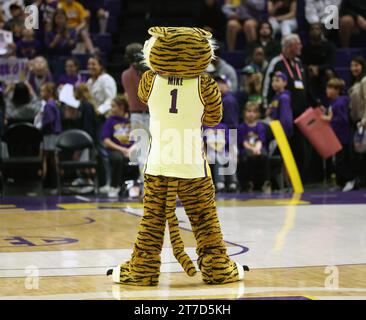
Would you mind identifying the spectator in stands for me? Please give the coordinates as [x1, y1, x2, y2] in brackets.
[305, 0, 342, 26]
[246, 45, 268, 72]
[263, 34, 306, 117]
[348, 56, 366, 188]
[45, 8, 77, 56]
[28, 56, 53, 96]
[4, 81, 41, 124]
[79, 0, 109, 34]
[16, 28, 42, 59]
[302, 23, 336, 105]
[237, 101, 271, 192]
[37, 0, 58, 30]
[268, 0, 297, 38]
[203, 122, 239, 193]
[197, 0, 227, 44]
[321, 78, 355, 191]
[121, 43, 149, 134]
[215, 75, 240, 128]
[263, 34, 310, 181]
[246, 21, 281, 61]
[102, 95, 134, 198]
[58, 57, 83, 86]
[4, 3, 24, 31]
[208, 50, 238, 92]
[266, 71, 293, 138]
[0, 6, 5, 29]
[58, 0, 97, 54]
[226, 0, 267, 51]
[239, 65, 263, 107]
[34, 82, 62, 189]
[87, 55, 117, 193]
[73, 83, 97, 142]
[339, 0, 366, 47]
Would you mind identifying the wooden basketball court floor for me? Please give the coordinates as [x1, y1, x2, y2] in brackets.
[0, 191, 365, 300]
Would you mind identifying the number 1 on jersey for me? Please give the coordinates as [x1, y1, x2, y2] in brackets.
[169, 89, 178, 114]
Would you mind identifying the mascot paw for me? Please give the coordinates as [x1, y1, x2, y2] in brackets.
[106, 263, 159, 286]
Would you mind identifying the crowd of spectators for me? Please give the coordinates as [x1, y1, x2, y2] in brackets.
[1, 0, 366, 196]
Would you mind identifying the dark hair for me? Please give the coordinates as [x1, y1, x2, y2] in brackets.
[124, 43, 143, 65]
[88, 55, 105, 71]
[12, 82, 31, 106]
[113, 95, 130, 116]
[52, 8, 68, 33]
[257, 21, 273, 36]
[351, 55, 366, 84]
[65, 57, 80, 70]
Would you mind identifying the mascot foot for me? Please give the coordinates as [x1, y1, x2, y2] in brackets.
[106, 264, 159, 286]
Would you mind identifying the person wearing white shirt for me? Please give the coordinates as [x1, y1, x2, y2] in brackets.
[87, 55, 117, 193]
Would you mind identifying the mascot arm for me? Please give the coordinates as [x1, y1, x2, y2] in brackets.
[200, 74, 223, 127]
[138, 70, 156, 105]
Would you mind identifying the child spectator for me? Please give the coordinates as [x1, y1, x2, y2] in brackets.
[203, 122, 239, 193]
[4, 81, 41, 124]
[34, 82, 62, 189]
[28, 56, 53, 96]
[58, 0, 97, 54]
[16, 28, 42, 59]
[58, 57, 83, 86]
[238, 101, 271, 192]
[266, 71, 293, 139]
[73, 83, 97, 142]
[215, 75, 239, 129]
[268, 0, 297, 38]
[321, 78, 355, 191]
[102, 95, 134, 198]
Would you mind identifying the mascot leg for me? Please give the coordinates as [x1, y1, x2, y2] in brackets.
[107, 174, 169, 286]
[177, 176, 249, 284]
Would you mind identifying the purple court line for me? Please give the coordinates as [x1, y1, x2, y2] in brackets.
[0, 217, 95, 230]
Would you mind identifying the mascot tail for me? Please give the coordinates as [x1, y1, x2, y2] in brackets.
[165, 179, 197, 277]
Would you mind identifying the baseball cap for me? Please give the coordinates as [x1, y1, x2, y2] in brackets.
[241, 65, 256, 75]
[273, 71, 288, 82]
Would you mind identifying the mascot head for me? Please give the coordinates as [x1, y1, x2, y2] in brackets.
[143, 26, 217, 78]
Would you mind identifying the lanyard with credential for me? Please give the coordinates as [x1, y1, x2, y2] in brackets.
[281, 54, 302, 81]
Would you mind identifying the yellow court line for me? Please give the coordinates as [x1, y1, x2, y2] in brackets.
[0, 205, 17, 208]
[57, 202, 144, 210]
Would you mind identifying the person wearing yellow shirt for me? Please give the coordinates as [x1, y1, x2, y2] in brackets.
[58, 0, 96, 54]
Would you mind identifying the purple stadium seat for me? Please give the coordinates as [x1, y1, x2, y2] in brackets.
[336, 48, 363, 68]
[334, 67, 352, 89]
[105, 0, 121, 17]
[221, 51, 246, 69]
[93, 34, 112, 53]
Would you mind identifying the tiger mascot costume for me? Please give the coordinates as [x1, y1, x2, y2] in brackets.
[107, 27, 249, 285]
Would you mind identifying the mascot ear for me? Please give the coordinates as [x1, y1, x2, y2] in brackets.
[148, 27, 168, 38]
[193, 28, 212, 39]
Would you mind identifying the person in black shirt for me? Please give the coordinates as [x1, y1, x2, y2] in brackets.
[302, 23, 336, 105]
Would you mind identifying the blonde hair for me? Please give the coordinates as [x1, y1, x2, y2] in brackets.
[74, 83, 94, 104]
[113, 94, 130, 115]
[242, 72, 263, 95]
[327, 77, 345, 93]
[41, 82, 56, 99]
